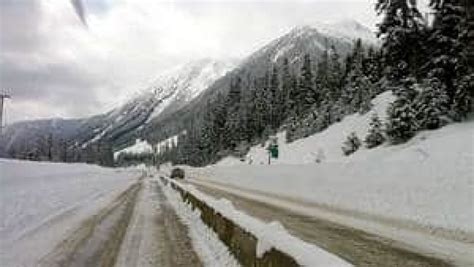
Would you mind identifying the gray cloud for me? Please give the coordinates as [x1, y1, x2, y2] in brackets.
[0, 0, 378, 123]
[0, 0, 109, 122]
[0, 0, 43, 52]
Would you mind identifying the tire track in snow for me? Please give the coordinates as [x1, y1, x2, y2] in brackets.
[115, 177, 203, 267]
[38, 181, 141, 267]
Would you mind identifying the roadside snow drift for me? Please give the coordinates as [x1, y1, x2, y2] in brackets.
[189, 91, 474, 236]
[165, 178, 351, 267]
[0, 159, 141, 267]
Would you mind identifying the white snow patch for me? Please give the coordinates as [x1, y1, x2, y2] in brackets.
[161, 179, 241, 267]
[272, 43, 294, 62]
[82, 125, 113, 148]
[145, 91, 177, 124]
[114, 139, 154, 159]
[155, 134, 182, 154]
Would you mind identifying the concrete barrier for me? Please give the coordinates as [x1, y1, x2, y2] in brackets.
[161, 176, 300, 267]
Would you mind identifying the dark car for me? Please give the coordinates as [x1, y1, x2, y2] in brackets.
[170, 167, 185, 179]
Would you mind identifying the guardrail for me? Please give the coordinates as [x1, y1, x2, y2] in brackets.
[160, 176, 300, 267]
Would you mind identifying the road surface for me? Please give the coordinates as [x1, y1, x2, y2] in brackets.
[38, 176, 202, 267]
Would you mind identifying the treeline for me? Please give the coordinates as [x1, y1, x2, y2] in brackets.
[4, 133, 114, 166]
[377, 0, 473, 143]
[157, 0, 472, 166]
[115, 151, 155, 166]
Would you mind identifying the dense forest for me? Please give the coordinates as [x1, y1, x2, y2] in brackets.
[154, 0, 473, 167]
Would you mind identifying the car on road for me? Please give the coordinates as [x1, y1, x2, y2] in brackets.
[170, 167, 185, 179]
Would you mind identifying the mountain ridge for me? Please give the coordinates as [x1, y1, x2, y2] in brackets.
[1, 19, 377, 162]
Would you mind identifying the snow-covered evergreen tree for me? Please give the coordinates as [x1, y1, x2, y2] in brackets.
[451, 73, 474, 120]
[199, 101, 218, 163]
[376, 0, 425, 80]
[427, 0, 466, 102]
[328, 46, 343, 101]
[342, 43, 374, 114]
[285, 112, 298, 143]
[414, 78, 449, 130]
[385, 79, 419, 143]
[365, 113, 385, 148]
[224, 77, 243, 150]
[269, 65, 280, 129]
[342, 132, 361, 156]
[280, 58, 294, 122]
[299, 54, 316, 115]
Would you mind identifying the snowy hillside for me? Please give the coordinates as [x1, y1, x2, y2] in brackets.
[146, 58, 236, 122]
[79, 58, 235, 148]
[222, 91, 396, 165]
[186, 92, 474, 236]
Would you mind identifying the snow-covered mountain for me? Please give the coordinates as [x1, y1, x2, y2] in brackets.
[1, 19, 377, 160]
[146, 58, 236, 121]
[76, 58, 235, 148]
[243, 20, 376, 75]
[312, 19, 378, 45]
[141, 20, 377, 146]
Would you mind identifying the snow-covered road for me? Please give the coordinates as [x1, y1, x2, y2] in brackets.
[0, 160, 207, 267]
[115, 178, 203, 267]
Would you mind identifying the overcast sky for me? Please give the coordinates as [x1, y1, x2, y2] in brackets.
[0, 0, 380, 123]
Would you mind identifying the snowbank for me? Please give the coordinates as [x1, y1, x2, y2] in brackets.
[161, 179, 241, 267]
[167, 179, 351, 267]
[190, 120, 474, 234]
[0, 159, 140, 266]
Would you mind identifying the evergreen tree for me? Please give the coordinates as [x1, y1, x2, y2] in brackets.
[342, 43, 374, 114]
[285, 111, 298, 143]
[365, 113, 386, 148]
[427, 0, 466, 103]
[316, 50, 330, 103]
[451, 73, 474, 121]
[299, 54, 316, 115]
[269, 65, 280, 129]
[280, 58, 294, 122]
[414, 78, 449, 130]
[385, 79, 419, 143]
[342, 132, 361, 156]
[327, 46, 343, 101]
[376, 0, 425, 80]
[212, 92, 228, 151]
[363, 46, 383, 84]
[224, 77, 243, 150]
[199, 101, 218, 163]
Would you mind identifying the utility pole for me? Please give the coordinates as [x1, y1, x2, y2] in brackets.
[0, 93, 11, 134]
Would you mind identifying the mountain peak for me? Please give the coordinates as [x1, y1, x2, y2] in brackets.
[311, 19, 377, 44]
[289, 19, 377, 45]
